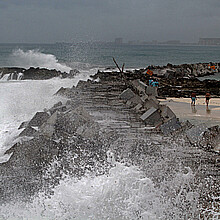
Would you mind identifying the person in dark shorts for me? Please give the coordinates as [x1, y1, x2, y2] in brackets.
[191, 92, 196, 105]
[205, 92, 211, 106]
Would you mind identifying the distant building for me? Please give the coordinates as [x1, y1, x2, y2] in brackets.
[198, 38, 220, 45]
[115, 38, 123, 44]
[162, 40, 181, 45]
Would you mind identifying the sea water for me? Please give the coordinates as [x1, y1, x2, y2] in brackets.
[0, 44, 219, 219]
[1, 43, 220, 69]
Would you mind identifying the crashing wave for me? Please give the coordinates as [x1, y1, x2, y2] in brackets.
[10, 49, 72, 73]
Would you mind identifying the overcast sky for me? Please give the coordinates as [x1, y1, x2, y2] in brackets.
[0, 0, 220, 43]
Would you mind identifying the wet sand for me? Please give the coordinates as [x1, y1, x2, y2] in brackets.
[159, 97, 220, 127]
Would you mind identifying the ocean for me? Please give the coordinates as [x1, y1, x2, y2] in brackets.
[1, 43, 220, 70]
[0, 43, 219, 219]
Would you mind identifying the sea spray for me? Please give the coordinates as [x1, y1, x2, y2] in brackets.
[0, 163, 163, 220]
[10, 49, 72, 73]
[0, 163, 200, 219]
[0, 147, 201, 220]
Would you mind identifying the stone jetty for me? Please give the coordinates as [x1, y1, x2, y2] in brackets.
[0, 68, 219, 218]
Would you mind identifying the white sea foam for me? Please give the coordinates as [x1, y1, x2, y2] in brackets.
[0, 164, 157, 219]
[0, 159, 203, 219]
[10, 49, 72, 73]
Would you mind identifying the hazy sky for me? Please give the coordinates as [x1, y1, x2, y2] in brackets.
[0, 0, 220, 43]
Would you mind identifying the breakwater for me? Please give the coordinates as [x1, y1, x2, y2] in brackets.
[0, 68, 219, 219]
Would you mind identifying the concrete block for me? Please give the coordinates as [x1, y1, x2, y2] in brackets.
[126, 100, 132, 107]
[186, 124, 208, 144]
[146, 86, 158, 97]
[73, 106, 94, 122]
[133, 103, 143, 111]
[28, 112, 50, 127]
[40, 111, 58, 138]
[18, 121, 29, 130]
[140, 107, 163, 126]
[19, 126, 37, 137]
[131, 79, 147, 94]
[76, 122, 100, 139]
[55, 106, 95, 135]
[144, 99, 159, 110]
[148, 96, 160, 105]
[140, 107, 157, 121]
[76, 80, 88, 89]
[160, 105, 176, 120]
[129, 95, 143, 105]
[119, 88, 135, 101]
[49, 105, 68, 115]
[160, 117, 181, 135]
[141, 94, 149, 102]
[54, 87, 76, 97]
[52, 101, 63, 108]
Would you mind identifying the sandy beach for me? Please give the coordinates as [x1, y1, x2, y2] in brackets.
[160, 97, 220, 127]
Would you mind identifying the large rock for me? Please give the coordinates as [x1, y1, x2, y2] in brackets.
[22, 67, 62, 80]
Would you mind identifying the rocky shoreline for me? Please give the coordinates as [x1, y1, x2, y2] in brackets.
[0, 65, 219, 218]
[1, 62, 220, 97]
[0, 67, 79, 80]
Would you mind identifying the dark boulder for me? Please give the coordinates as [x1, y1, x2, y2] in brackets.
[22, 67, 62, 80]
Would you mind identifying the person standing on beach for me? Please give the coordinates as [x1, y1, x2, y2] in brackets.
[191, 92, 196, 105]
[205, 92, 211, 106]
